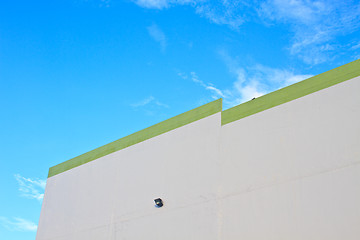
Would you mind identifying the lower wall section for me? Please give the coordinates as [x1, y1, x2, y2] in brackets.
[117, 201, 218, 240]
[39, 163, 360, 240]
[220, 163, 360, 239]
[40, 201, 219, 240]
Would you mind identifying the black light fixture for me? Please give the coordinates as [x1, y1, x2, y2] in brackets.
[154, 198, 163, 208]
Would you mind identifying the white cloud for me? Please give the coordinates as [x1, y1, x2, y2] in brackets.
[233, 79, 265, 103]
[250, 64, 313, 87]
[0, 217, 37, 232]
[131, 96, 169, 108]
[14, 174, 46, 202]
[131, 96, 169, 116]
[177, 72, 188, 79]
[259, 0, 360, 64]
[221, 51, 313, 107]
[228, 65, 312, 106]
[134, 0, 250, 29]
[351, 41, 360, 50]
[134, 0, 170, 9]
[133, 0, 195, 9]
[131, 96, 155, 107]
[179, 71, 228, 99]
[194, 1, 250, 29]
[147, 23, 167, 52]
[259, 0, 328, 25]
[182, 51, 313, 108]
[135, 0, 360, 64]
[285, 74, 313, 85]
[205, 85, 226, 98]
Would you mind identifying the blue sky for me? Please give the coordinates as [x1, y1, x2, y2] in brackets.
[0, 0, 359, 239]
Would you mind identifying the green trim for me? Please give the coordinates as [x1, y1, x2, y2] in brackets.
[221, 59, 360, 125]
[48, 99, 222, 178]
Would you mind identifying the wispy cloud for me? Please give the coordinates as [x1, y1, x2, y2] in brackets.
[131, 96, 169, 116]
[134, 1, 360, 64]
[351, 41, 360, 50]
[131, 96, 155, 107]
[14, 174, 46, 202]
[259, 0, 360, 64]
[181, 69, 264, 108]
[147, 23, 167, 52]
[178, 71, 228, 100]
[195, 0, 253, 29]
[190, 72, 228, 98]
[181, 51, 312, 108]
[134, 0, 250, 29]
[131, 96, 169, 108]
[133, 0, 174, 9]
[0, 217, 37, 232]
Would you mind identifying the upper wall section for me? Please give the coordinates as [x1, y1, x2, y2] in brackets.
[48, 59, 360, 178]
[222, 59, 360, 125]
[48, 99, 223, 178]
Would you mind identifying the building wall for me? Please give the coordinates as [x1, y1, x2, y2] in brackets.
[37, 75, 360, 239]
[37, 112, 222, 240]
[219, 76, 360, 239]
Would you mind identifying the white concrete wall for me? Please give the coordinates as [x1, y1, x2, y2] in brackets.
[37, 112, 222, 240]
[219, 76, 360, 239]
[37, 76, 360, 240]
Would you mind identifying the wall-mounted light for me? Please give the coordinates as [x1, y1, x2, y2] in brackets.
[154, 198, 163, 208]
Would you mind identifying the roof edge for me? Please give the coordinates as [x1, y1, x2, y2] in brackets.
[48, 98, 222, 178]
[221, 59, 360, 125]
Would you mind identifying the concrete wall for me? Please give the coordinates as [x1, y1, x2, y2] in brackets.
[37, 112, 222, 240]
[37, 76, 360, 240]
[219, 76, 360, 239]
